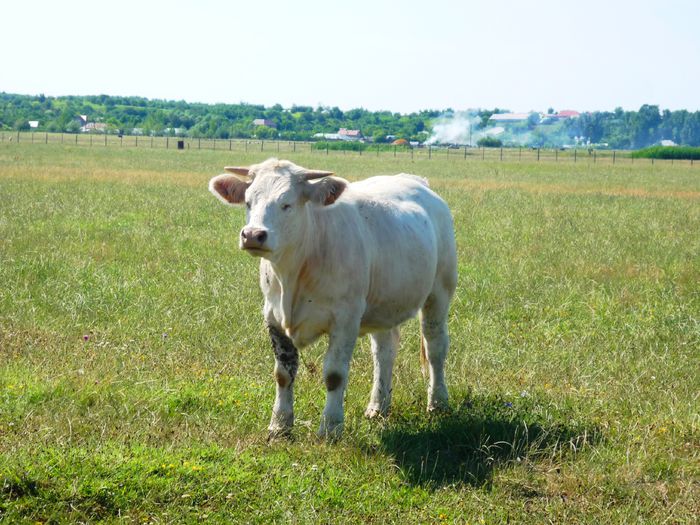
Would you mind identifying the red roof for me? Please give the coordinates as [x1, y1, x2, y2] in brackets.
[555, 110, 580, 118]
[338, 128, 362, 136]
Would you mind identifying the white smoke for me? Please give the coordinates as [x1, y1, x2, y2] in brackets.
[425, 110, 576, 148]
[426, 111, 481, 145]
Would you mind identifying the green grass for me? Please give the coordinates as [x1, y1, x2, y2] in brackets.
[1, 144, 699, 523]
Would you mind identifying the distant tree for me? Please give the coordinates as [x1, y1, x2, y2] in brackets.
[527, 112, 541, 129]
[14, 119, 29, 131]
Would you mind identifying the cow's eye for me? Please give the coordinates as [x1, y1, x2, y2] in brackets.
[281, 203, 291, 211]
[245, 201, 251, 210]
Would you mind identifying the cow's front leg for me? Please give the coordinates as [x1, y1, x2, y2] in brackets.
[318, 324, 359, 439]
[268, 325, 298, 439]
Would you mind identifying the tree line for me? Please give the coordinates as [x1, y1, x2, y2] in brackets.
[0, 93, 434, 143]
[2, 93, 699, 148]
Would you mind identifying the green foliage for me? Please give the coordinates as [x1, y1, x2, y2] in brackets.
[630, 145, 700, 160]
[311, 141, 415, 153]
[476, 136, 503, 147]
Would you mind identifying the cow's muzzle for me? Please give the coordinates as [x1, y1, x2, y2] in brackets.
[240, 227, 268, 251]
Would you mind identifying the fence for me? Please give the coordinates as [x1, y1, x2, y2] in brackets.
[1, 131, 697, 167]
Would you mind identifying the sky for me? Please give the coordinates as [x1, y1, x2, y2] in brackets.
[3, 0, 699, 114]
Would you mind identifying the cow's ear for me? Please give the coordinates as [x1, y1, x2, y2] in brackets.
[224, 166, 251, 177]
[209, 174, 250, 206]
[306, 177, 347, 206]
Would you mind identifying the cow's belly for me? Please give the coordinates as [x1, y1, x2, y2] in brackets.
[359, 281, 430, 333]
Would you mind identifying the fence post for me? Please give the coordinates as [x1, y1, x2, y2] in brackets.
[75, 133, 78, 144]
[500, 147, 503, 161]
[45, 133, 48, 144]
[326, 143, 329, 155]
[555, 148, 558, 162]
[574, 148, 577, 162]
[213, 139, 216, 150]
[32, 132, 34, 144]
[519, 147, 522, 161]
[429, 145, 432, 159]
[90, 134, 92, 146]
[17, 131, 20, 143]
[594, 151, 596, 163]
[105, 134, 107, 146]
[613, 150, 616, 164]
[136, 136, 138, 147]
[293, 141, 296, 153]
[261, 140, 264, 152]
[229, 139, 232, 151]
[464, 145, 467, 159]
[394, 145, 397, 157]
[537, 148, 540, 161]
[120, 135, 123, 147]
[481, 147, 484, 160]
[167, 137, 169, 149]
[411, 147, 414, 161]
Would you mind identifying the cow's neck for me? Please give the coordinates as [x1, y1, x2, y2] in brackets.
[269, 208, 325, 332]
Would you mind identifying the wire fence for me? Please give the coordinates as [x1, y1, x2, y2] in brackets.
[2, 131, 697, 167]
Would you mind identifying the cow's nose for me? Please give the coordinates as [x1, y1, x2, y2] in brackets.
[240, 227, 268, 249]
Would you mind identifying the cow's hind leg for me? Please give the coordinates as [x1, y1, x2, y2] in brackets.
[268, 325, 298, 438]
[419, 287, 451, 412]
[365, 328, 399, 418]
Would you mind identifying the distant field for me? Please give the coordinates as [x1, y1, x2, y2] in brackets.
[1, 144, 698, 523]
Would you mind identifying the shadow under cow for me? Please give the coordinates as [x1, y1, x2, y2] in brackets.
[373, 392, 600, 487]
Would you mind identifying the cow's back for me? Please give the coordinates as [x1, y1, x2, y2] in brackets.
[344, 175, 457, 332]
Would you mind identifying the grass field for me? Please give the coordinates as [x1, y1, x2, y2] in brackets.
[1, 143, 699, 523]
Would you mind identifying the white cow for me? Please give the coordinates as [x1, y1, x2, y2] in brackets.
[209, 158, 457, 438]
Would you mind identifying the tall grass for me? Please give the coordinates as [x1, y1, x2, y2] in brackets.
[1, 144, 699, 522]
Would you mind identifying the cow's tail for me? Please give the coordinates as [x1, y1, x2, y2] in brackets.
[419, 330, 428, 379]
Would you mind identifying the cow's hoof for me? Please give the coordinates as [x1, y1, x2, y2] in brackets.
[427, 403, 451, 416]
[364, 405, 389, 419]
[267, 426, 293, 442]
[317, 420, 343, 441]
[427, 396, 451, 414]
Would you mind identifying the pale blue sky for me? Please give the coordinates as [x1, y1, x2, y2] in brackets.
[3, 0, 699, 113]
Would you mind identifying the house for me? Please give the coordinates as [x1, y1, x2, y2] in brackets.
[313, 133, 342, 140]
[552, 110, 580, 119]
[76, 115, 88, 126]
[659, 139, 677, 147]
[253, 118, 277, 128]
[28, 121, 39, 129]
[488, 113, 532, 123]
[338, 128, 363, 141]
[81, 122, 108, 133]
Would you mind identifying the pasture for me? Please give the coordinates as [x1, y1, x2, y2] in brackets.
[1, 143, 698, 523]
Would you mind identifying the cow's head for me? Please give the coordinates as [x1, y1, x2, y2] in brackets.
[209, 158, 346, 260]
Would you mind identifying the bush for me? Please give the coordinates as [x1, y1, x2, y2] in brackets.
[476, 136, 503, 148]
[630, 146, 700, 160]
